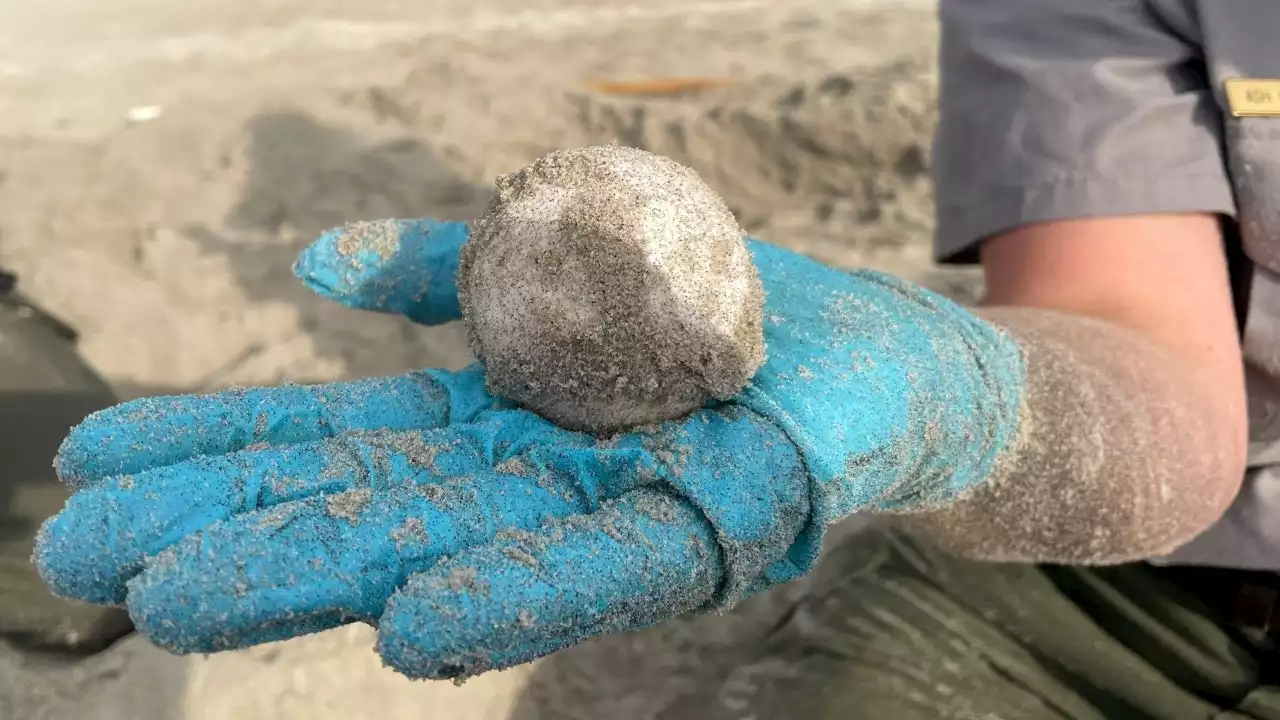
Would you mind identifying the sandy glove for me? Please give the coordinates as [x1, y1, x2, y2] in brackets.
[34, 219, 1024, 679]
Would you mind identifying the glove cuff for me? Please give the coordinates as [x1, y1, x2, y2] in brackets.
[734, 268, 1028, 581]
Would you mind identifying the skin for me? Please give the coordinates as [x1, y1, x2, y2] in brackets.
[904, 214, 1250, 564]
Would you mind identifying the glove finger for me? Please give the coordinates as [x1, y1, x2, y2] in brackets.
[122, 460, 593, 655]
[293, 218, 467, 326]
[38, 410, 654, 612]
[41, 416, 516, 605]
[55, 365, 494, 486]
[375, 487, 723, 680]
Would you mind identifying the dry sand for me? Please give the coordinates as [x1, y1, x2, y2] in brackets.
[0, 0, 973, 717]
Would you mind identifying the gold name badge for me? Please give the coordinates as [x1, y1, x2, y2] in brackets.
[1225, 78, 1280, 117]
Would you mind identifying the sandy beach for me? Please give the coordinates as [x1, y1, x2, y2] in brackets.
[0, 1, 974, 717]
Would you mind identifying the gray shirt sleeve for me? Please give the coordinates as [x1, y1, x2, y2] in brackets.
[933, 0, 1237, 264]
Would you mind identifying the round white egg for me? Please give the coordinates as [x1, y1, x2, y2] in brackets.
[458, 145, 765, 433]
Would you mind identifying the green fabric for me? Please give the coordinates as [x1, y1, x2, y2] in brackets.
[662, 524, 1280, 720]
[0, 291, 133, 653]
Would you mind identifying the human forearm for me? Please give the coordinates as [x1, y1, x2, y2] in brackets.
[902, 306, 1246, 564]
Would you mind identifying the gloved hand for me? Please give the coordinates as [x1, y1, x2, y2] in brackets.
[34, 219, 1025, 680]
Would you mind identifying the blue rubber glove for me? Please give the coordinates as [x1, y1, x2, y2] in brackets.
[34, 219, 1025, 680]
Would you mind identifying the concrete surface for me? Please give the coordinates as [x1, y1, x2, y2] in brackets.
[0, 0, 969, 717]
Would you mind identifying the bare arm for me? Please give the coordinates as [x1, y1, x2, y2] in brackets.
[905, 214, 1249, 564]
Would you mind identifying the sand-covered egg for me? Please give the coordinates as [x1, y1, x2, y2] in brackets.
[458, 144, 765, 433]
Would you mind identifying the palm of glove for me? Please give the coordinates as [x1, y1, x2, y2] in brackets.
[34, 220, 1022, 680]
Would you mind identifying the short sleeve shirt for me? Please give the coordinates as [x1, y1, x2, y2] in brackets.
[931, 0, 1280, 569]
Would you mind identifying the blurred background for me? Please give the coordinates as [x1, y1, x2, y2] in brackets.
[0, 0, 977, 717]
